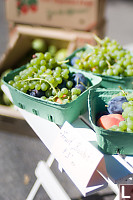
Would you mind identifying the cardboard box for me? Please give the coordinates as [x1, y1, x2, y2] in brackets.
[5, 0, 106, 31]
[0, 25, 96, 74]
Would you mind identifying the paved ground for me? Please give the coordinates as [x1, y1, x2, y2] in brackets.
[0, 0, 133, 200]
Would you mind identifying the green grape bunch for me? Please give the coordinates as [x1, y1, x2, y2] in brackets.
[109, 91, 133, 133]
[70, 35, 133, 77]
[8, 52, 90, 104]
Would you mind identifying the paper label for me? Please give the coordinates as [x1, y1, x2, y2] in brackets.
[52, 122, 105, 192]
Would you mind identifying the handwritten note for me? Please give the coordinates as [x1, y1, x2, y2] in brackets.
[52, 122, 107, 196]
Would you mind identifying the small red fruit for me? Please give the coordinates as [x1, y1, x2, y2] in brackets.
[30, 4, 38, 12]
[97, 114, 124, 130]
[21, 5, 29, 14]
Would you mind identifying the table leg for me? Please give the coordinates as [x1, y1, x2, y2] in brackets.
[26, 179, 41, 200]
[26, 153, 71, 200]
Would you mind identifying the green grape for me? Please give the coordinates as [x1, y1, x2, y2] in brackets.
[99, 60, 107, 68]
[14, 75, 21, 82]
[127, 128, 133, 133]
[127, 118, 133, 130]
[8, 80, 14, 86]
[45, 89, 52, 98]
[66, 81, 73, 89]
[106, 68, 113, 76]
[83, 61, 89, 69]
[57, 91, 64, 98]
[20, 87, 26, 93]
[92, 67, 100, 74]
[40, 59, 46, 66]
[128, 112, 133, 120]
[34, 74, 40, 78]
[44, 52, 51, 61]
[127, 69, 133, 76]
[71, 88, 81, 95]
[52, 89, 56, 96]
[122, 102, 129, 110]
[55, 66, 62, 73]
[55, 77, 62, 84]
[93, 58, 99, 66]
[122, 106, 133, 119]
[29, 82, 35, 90]
[129, 101, 133, 106]
[35, 83, 41, 90]
[109, 125, 118, 131]
[77, 62, 83, 69]
[49, 58, 56, 66]
[61, 88, 68, 95]
[61, 64, 68, 69]
[62, 99, 70, 104]
[126, 93, 133, 101]
[40, 65, 46, 72]
[72, 95, 78, 101]
[41, 83, 49, 91]
[116, 127, 123, 132]
[113, 68, 119, 76]
[45, 69, 52, 75]
[38, 70, 44, 75]
[61, 73, 69, 79]
[35, 53, 44, 60]
[23, 84, 29, 91]
[41, 96, 47, 100]
[52, 80, 58, 87]
[15, 81, 22, 90]
[53, 71, 60, 78]
[101, 36, 110, 46]
[119, 121, 127, 131]
[45, 75, 54, 84]
[30, 58, 40, 65]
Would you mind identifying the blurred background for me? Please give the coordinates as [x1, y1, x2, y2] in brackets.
[0, 0, 133, 200]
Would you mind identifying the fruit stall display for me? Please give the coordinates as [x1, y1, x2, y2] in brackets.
[3, 51, 102, 125]
[66, 35, 133, 89]
[88, 88, 133, 155]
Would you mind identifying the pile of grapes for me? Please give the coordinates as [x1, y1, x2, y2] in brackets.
[8, 52, 90, 104]
[108, 91, 133, 133]
[70, 35, 133, 77]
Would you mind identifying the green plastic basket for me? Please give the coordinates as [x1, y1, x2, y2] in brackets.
[88, 88, 133, 155]
[66, 46, 133, 89]
[3, 65, 102, 126]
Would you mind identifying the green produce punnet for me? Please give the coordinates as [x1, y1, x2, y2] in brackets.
[66, 46, 133, 89]
[88, 88, 133, 155]
[3, 65, 102, 126]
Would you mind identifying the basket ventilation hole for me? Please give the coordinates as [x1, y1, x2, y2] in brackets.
[18, 103, 25, 109]
[48, 115, 54, 122]
[32, 109, 39, 116]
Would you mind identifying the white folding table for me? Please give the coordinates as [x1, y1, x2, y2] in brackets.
[2, 84, 133, 200]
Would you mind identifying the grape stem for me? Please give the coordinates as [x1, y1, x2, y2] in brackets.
[86, 44, 94, 50]
[84, 52, 93, 61]
[93, 34, 102, 44]
[57, 59, 69, 64]
[118, 86, 127, 96]
[106, 60, 112, 69]
[22, 77, 58, 95]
